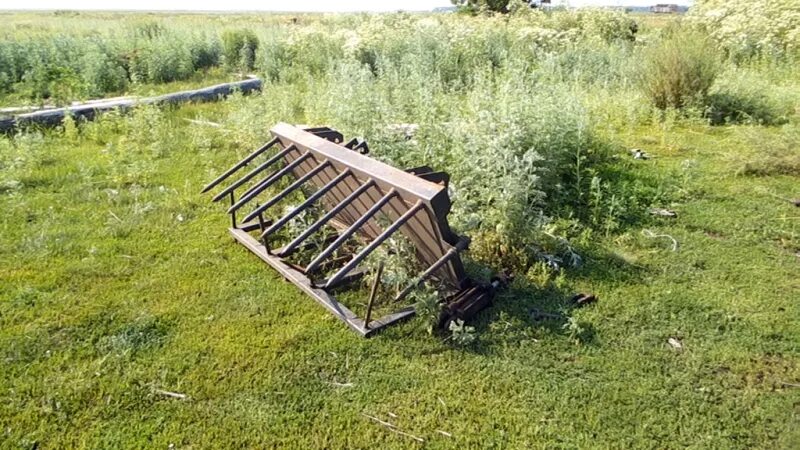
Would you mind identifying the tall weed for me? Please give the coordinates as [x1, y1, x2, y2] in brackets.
[707, 67, 793, 125]
[638, 32, 720, 110]
[222, 29, 258, 72]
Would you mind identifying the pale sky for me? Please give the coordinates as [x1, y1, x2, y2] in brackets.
[0, 0, 690, 12]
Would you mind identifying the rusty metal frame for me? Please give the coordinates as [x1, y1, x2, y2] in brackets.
[203, 123, 472, 337]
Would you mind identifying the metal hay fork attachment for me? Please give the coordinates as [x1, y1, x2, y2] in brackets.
[202, 123, 494, 337]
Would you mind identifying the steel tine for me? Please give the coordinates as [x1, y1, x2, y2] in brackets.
[238, 166, 280, 200]
[201, 137, 278, 193]
[278, 179, 376, 257]
[364, 262, 384, 328]
[212, 144, 296, 202]
[241, 159, 330, 222]
[259, 169, 351, 239]
[324, 201, 423, 289]
[228, 152, 310, 212]
[227, 151, 312, 213]
[394, 237, 469, 303]
[305, 189, 397, 274]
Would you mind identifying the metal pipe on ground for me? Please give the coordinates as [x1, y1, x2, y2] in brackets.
[0, 77, 262, 134]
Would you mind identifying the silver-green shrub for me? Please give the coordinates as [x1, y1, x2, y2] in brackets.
[688, 0, 800, 59]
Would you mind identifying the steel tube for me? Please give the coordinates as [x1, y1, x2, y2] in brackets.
[305, 189, 397, 274]
[201, 137, 278, 193]
[364, 262, 384, 328]
[278, 179, 376, 257]
[324, 201, 423, 289]
[238, 166, 280, 200]
[394, 237, 469, 303]
[227, 152, 312, 213]
[229, 191, 236, 228]
[258, 169, 351, 239]
[212, 144, 296, 202]
[240, 160, 330, 222]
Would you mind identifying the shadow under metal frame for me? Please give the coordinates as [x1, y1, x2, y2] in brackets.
[203, 123, 470, 337]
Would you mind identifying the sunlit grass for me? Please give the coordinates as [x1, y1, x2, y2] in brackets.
[1, 8, 799, 449]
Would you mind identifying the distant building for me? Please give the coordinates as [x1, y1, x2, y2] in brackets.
[651, 4, 680, 13]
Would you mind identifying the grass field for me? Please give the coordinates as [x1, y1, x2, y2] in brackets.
[1, 5, 799, 449]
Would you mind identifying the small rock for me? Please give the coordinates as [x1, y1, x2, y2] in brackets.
[387, 123, 419, 140]
[571, 293, 597, 307]
[540, 253, 562, 270]
[668, 337, 683, 349]
[649, 208, 677, 218]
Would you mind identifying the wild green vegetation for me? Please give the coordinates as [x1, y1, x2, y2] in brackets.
[1, 3, 799, 448]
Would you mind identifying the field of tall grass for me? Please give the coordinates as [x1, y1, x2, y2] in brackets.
[6, 6, 797, 269]
[1, 2, 799, 448]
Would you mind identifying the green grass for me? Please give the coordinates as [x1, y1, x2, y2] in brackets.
[1, 99, 798, 449]
[1, 6, 800, 449]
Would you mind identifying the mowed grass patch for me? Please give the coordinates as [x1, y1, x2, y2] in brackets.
[1, 93, 798, 449]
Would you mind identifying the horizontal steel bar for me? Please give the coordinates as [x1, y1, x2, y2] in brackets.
[258, 169, 351, 238]
[212, 144, 296, 202]
[305, 188, 397, 274]
[324, 200, 423, 289]
[227, 151, 312, 213]
[278, 178, 376, 257]
[201, 137, 278, 193]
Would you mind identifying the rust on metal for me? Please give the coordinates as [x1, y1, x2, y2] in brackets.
[203, 123, 493, 337]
